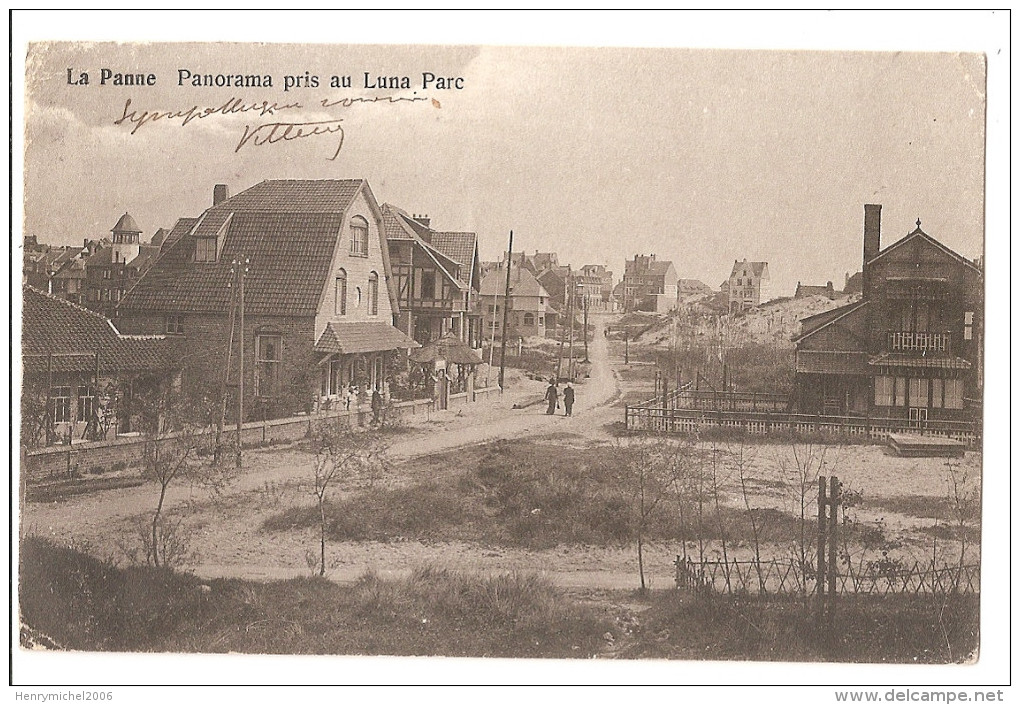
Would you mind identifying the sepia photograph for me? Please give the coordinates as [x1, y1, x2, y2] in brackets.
[11, 9, 1009, 696]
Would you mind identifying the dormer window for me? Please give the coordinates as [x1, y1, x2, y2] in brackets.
[195, 237, 217, 262]
[350, 216, 369, 257]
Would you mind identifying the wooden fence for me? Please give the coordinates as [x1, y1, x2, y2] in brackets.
[675, 556, 980, 598]
[625, 406, 981, 448]
[22, 386, 502, 487]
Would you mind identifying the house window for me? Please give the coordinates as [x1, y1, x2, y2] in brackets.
[52, 386, 72, 424]
[931, 378, 943, 409]
[77, 385, 96, 423]
[421, 269, 436, 299]
[944, 378, 964, 409]
[874, 376, 894, 407]
[893, 377, 907, 407]
[195, 237, 217, 262]
[335, 270, 347, 316]
[350, 216, 369, 256]
[166, 315, 184, 334]
[523, 313, 535, 326]
[964, 311, 974, 341]
[909, 378, 929, 408]
[255, 335, 282, 397]
[368, 272, 379, 316]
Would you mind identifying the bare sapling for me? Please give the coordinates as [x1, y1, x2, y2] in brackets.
[309, 419, 388, 577]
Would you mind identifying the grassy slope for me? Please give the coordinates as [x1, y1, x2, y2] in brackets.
[19, 536, 613, 657]
[20, 537, 978, 662]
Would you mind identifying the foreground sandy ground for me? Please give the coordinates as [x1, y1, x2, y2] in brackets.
[20, 316, 981, 589]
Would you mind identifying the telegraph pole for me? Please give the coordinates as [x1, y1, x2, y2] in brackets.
[567, 273, 575, 380]
[235, 256, 249, 470]
[216, 272, 238, 463]
[583, 286, 590, 363]
[498, 231, 513, 391]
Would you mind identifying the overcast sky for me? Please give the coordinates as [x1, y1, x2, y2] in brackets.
[23, 19, 988, 300]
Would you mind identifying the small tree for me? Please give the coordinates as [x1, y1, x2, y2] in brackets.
[138, 386, 217, 569]
[309, 419, 388, 577]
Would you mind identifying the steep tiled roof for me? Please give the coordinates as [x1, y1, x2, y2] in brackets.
[22, 286, 173, 374]
[215, 179, 364, 213]
[161, 217, 199, 250]
[381, 204, 468, 290]
[121, 211, 345, 316]
[313, 322, 418, 355]
[479, 266, 548, 298]
[793, 300, 868, 343]
[729, 260, 769, 278]
[430, 231, 477, 269]
[121, 180, 371, 317]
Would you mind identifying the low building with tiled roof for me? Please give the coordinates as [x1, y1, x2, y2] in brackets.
[794, 281, 837, 299]
[117, 180, 417, 419]
[21, 285, 177, 446]
[383, 204, 483, 348]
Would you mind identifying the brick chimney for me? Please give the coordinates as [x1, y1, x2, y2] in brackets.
[213, 184, 229, 206]
[863, 204, 881, 293]
[413, 214, 430, 228]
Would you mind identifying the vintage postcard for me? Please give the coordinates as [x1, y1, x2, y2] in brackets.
[11, 10, 1009, 695]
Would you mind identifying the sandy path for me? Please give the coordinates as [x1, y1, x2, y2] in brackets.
[22, 314, 675, 590]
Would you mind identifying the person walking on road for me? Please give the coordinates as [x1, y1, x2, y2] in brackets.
[563, 382, 575, 417]
[545, 379, 559, 415]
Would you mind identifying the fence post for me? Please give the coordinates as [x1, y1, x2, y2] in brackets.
[828, 475, 839, 608]
[817, 476, 827, 607]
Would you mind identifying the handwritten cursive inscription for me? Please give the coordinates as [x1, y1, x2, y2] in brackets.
[319, 94, 430, 109]
[113, 93, 432, 160]
[114, 97, 303, 135]
[236, 119, 345, 161]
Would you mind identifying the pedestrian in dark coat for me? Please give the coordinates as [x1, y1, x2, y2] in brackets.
[545, 379, 559, 415]
[563, 383, 575, 416]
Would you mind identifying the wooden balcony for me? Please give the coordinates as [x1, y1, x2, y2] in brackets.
[887, 330, 952, 354]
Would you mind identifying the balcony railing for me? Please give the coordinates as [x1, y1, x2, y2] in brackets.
[887, 330, 952, 354]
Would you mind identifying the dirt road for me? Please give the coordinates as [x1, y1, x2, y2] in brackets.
[21, 314, 683, 591]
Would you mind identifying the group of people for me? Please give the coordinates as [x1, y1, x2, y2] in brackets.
[545, 378, 576, 417]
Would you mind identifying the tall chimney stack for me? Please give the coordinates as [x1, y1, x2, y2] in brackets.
[863, 204, 882, 293]
[213, 184, 229, 206]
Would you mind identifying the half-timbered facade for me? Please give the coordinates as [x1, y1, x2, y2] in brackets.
[382, 205, 482, 348]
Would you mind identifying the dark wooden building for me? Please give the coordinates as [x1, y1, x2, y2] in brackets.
[794, 204, 982, 423]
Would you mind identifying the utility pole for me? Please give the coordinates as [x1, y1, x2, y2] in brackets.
[583, 285, 589, 363]
[235, 256, 249, 470]
[216, 272, 238, 463]
[567, 273, 575, 380]
[556, 276, 568, 381]
[498, 231, 513, 391]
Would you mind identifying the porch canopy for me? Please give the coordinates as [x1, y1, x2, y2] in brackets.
[314, 321, 419, 355]
[867, 352, 972, 370]
[409, 333, 483, 366]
